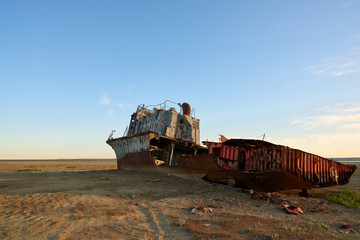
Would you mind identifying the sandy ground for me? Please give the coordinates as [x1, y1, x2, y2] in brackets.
[0, 160, 359, 240]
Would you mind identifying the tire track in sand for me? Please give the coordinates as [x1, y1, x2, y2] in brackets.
[136, 202, 190, 240]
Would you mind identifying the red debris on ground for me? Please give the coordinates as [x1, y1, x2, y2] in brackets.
[283, 204, 304, 215]
[249, 191, 278, 202]
[339, 223, 352, 234]
[190, 205, 219, 214]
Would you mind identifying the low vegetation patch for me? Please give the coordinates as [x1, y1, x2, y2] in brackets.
[17, 168, 42, 172]
[325, 190, 360, 208]
[319, 223, 330, 230]
[175, 218, 186, 227]
[66, 166, 76, 169]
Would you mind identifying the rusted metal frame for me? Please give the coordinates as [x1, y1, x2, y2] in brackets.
[250, 149, 255, 171]
[311, 155, 315, 183]
[259, 148, 263, 172]
[304, 153, 308, 180]
[284, 148, 287, 172]
[234, 147, 239, 162]
[325, 158, 329, 183]
[284, 147, 290, 172]
[323, 158, 326, 183]
[292, 149, 296, 175]
[243, 148, 249, 170]
[340, 165, 344, 183]
[310, 154, 314, 182]
[281, 146, 286, 171]
[304, 152, 307, 180]
[338, 164, 342, 183]
[288, 149, 291, 173]
[306, 153, 310, 182]
[260, 148, 264, 171]
[314, 156, 319, 183]
[249, 149, 253, 171]
[229, 147, 234, 160]
[300, 151, 303, 178]
[259, 148, 263, 171]
[295, 150, 300, 177]
[220, 144, 225, 159]
[252, 149, 256, 171]
[261, 148, 268, 171]
[259, 148, 264, 171]
[322, 157, 326, 183]
[299, 152, 302, 179]
[309, 153, 313, 181]
[263, 147, 268, 171]
[253, 149, 257, 171]
[319, 157, 322, 183]
[290, 148, 293, 174]
[286, 148, 290, 173]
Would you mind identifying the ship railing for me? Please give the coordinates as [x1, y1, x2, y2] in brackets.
[145, 100, 181, 111]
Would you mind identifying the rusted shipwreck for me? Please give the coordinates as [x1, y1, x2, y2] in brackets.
[178, 139, 357, 192]
[107, 101, 207, 171]
[107, 101, 356, 192]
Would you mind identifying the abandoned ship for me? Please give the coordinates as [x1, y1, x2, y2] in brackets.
[106, 100, 357, 192]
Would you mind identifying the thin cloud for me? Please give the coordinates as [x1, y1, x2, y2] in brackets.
[292, 104, 360, 128]
[100, 95, 110, 105]
[307, 45, 360, 77]
[285, 103, 360, 156]
[118, 103, 124, 108]
[292, 114, 360, 127]
[306, 132, 360, 144]
[340, 122, 360, 130]
[341, 2, 354, 8]
[276, 132, 360, 150]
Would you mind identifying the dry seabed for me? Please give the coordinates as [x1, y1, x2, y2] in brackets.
[0, 160, 359, 239]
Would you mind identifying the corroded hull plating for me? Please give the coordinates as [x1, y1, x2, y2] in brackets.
[177, 140, 357, 192]
[107, 101, 356, 192]
[107, 131, 206, 170]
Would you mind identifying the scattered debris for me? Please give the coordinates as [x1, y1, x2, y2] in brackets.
[190, 205, 218, 214]
[339, 223, 352, 234]
[202, 223, 211, 227]
[283, 204, 304, 215]
[249, 191, 281, 203]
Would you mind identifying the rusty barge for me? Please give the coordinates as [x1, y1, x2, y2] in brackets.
[107, 101, 356, 192]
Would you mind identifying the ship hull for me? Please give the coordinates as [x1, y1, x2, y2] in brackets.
[176, 140, 357, 192]
[106, 101, 356, 192]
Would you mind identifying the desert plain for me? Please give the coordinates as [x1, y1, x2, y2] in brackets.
[0, 159, 359, 240]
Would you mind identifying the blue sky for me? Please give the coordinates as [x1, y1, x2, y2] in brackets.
[1, 0, 360, 159]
